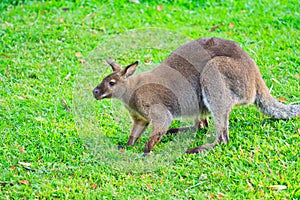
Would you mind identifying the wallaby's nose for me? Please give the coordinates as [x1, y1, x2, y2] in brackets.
[93, 88, 100, 98]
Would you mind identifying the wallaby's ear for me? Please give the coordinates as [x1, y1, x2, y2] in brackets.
[120, 61, 138, 78]
[106, 58, 122, 72]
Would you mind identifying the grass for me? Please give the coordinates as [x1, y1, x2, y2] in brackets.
[0, 0, 299, 199]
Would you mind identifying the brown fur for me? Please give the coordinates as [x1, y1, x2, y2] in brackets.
[93, 37, 300, 155]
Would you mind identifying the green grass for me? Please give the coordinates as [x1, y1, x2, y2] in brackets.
[0, 0, 299, 199]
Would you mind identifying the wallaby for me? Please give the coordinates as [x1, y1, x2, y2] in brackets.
[93, 37, 300, 155]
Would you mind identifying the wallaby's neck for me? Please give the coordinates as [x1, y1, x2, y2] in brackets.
[117, 76, 139, 105]
[117, 69, 156, 105]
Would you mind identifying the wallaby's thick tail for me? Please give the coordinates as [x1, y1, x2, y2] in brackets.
[254, 75, 300, 119]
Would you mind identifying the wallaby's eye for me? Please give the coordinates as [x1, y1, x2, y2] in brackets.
[109, 81, 115, 86]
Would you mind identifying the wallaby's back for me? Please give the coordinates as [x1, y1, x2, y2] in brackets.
[161, 37, 300, 118]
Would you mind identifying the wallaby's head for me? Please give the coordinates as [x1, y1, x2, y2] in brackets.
[93, 58, 138, 100]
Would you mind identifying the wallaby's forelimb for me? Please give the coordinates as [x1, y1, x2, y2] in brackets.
[127, 117, 149, 146]
[166, 118, 209, 135]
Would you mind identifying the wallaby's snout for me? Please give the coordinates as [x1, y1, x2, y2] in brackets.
[93, 87, 101, 100]
[92, 79, 113, 100]
[92, 77, 113, 100]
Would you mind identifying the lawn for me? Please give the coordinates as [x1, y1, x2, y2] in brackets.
[0, 0, 299, 199]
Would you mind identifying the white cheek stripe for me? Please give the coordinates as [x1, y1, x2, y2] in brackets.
[100, 92, 109, 98]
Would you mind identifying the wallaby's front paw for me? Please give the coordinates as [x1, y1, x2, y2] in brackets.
[143, 143, 153, 156]
[127, 135, 139, 146]
[143, 147, 151, 155]
[142, 152, 150, 157]
[143, 148, 152, 156]
[199, 118, 209, 129]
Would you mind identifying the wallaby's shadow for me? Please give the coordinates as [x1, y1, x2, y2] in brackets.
[117, 118, 212, 155]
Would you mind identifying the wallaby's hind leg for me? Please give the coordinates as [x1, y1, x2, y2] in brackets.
[127, 117, 149, 146]
[185, 111, 230, 154]
[166, 118, 209, 135]
[186, 67, 233, 154]
[144, 105, 173, 155]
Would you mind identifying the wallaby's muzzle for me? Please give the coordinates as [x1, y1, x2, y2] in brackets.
[93, 87, 103, 100]
[93, 88, 100, 100]
[93, 86, 112, 100]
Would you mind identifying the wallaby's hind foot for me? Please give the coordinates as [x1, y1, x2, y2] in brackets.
[185, 127, 229, 154]
[166, 118, 209, 135]
[185, 142, 217, 154]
